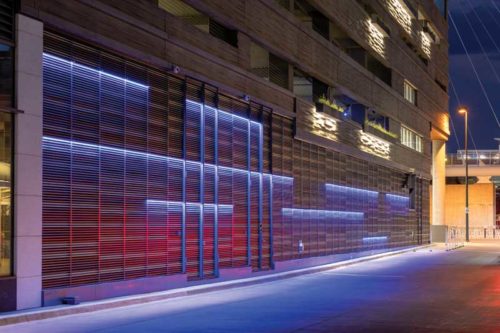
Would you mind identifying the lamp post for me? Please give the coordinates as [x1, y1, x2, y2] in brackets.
[458, 107, 469, 242]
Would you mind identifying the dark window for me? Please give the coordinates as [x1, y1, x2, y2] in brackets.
[0, 0, 14, 42]
[250, 42, 289, 89]
[209, 19, 238, 47]
[311, 10, 329, 40]
[269, 53, 289, 88]
[367, 54, 392, 86]
[0, 44, 12, 105]
[367, 109, 389, 130]
[159, 0, 238, 47]
[312, 78, 328, 102]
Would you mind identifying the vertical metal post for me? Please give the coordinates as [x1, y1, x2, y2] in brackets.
[214, 93, 220, 277]
[199, 87, 205, 278]
[246, 105, 251, 267]
[258, 108, 263, 270]
[268, 113, 274, 269]
[464, 112, 469, 242]
[181, 84, 187, 274]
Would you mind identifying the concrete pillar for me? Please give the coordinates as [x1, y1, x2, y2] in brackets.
[431, 139, 446, 242]
[14, 14, 43, 310]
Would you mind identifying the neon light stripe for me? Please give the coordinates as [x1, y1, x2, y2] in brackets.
[385, 194, 410, 201]
[362, 236, 388, 242]
[43, 53, 149, 89]
[281, 208, 364, 219]
[42, 136, 293, 183]
[186, 100, 261, 128]
[146, 200, 233, 212]
[325, 183, 379, 196]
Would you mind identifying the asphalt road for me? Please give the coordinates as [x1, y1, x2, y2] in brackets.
[1, 241, 499, 333]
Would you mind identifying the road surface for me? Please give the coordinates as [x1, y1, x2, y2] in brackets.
[1, 242, 499, 332]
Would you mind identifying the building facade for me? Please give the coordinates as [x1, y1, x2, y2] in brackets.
[0, 0, 449, 311]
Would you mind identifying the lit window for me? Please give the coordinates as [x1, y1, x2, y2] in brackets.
[404, 80, 417, 105]
[401, 125, 423, 153]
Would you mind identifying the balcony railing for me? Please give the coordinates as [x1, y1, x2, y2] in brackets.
[446, 152, 500, 166]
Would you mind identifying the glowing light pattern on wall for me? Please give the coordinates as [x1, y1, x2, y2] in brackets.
[420, 31, 432, 58]
[366, 19, 386, 58]
[385, 194, 409, 202]
[325, 183, 379, 197]
[311, 111, 338, 141]
[42, 51, 421, 290]
[42, 136, 293, 185]
[385, 193, 409, 213]
[387, 0, 413, 35]
[147, 200, 234, 212]
[282, 208, 364, 221]
[358, 130, 391, 159]
[44, 53, 150, 89]
[363, 236, 388, 243]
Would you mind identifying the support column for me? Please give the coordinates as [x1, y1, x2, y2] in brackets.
[14, 14, 43, 310]
[431, 139, 447, 242]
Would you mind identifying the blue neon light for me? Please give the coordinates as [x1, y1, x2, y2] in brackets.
[147, 200, 233, 212]
[325, 183, 379, 197]
[385, 194, 409, 201]
[282, 208, 364, 220]
[362, 236, 388, 242]
[43, 53, 149, 89]
[186, 100, 261, 129]
[43, 136, 293, 184]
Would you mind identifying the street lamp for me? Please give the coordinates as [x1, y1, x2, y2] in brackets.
[458, 106, 469, 242]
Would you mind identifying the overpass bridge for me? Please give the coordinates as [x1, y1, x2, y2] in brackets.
[442, 142, 500, 235]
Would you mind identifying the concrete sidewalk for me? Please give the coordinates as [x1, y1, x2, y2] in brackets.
[2, 242, 499, 332]
[0, 245, 429, 327]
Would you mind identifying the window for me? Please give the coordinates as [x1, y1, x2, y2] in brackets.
[158, 0, 238, 47]
[292, 71, 336, 107]
[0, 44, 12, 277]
[367, 109, 389, 130]
[401, 126, 423, 152]
[250, 43, 289, 89]
[434, 0, 448, 19]
[404, 80, 417, 105]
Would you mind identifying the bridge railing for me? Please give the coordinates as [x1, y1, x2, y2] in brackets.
[446, 152, 500, 166]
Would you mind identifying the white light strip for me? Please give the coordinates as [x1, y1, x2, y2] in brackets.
[363, 236, 388, 242]
[43, 53, 149, 89]
[385, 194, 409, 201]
[325, 183, 379, 196]
[42, 137, 294, 183]
[282, 208, 364, 219]
[147, 200, 233, 211]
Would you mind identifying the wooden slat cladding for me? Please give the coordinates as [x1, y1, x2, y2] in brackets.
[42, 33, 428, 292]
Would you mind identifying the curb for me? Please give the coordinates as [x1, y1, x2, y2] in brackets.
[0, 244, 433, 327]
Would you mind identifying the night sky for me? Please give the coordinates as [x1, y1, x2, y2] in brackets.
[448, 0, 500, 152]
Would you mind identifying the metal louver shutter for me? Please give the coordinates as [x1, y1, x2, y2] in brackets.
[42, 33, 184, 289]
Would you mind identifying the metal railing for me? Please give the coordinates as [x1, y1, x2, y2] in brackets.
[445, 226, 465, 251]
[468, 227, 500, 240]
[446, 152, 500, 166]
